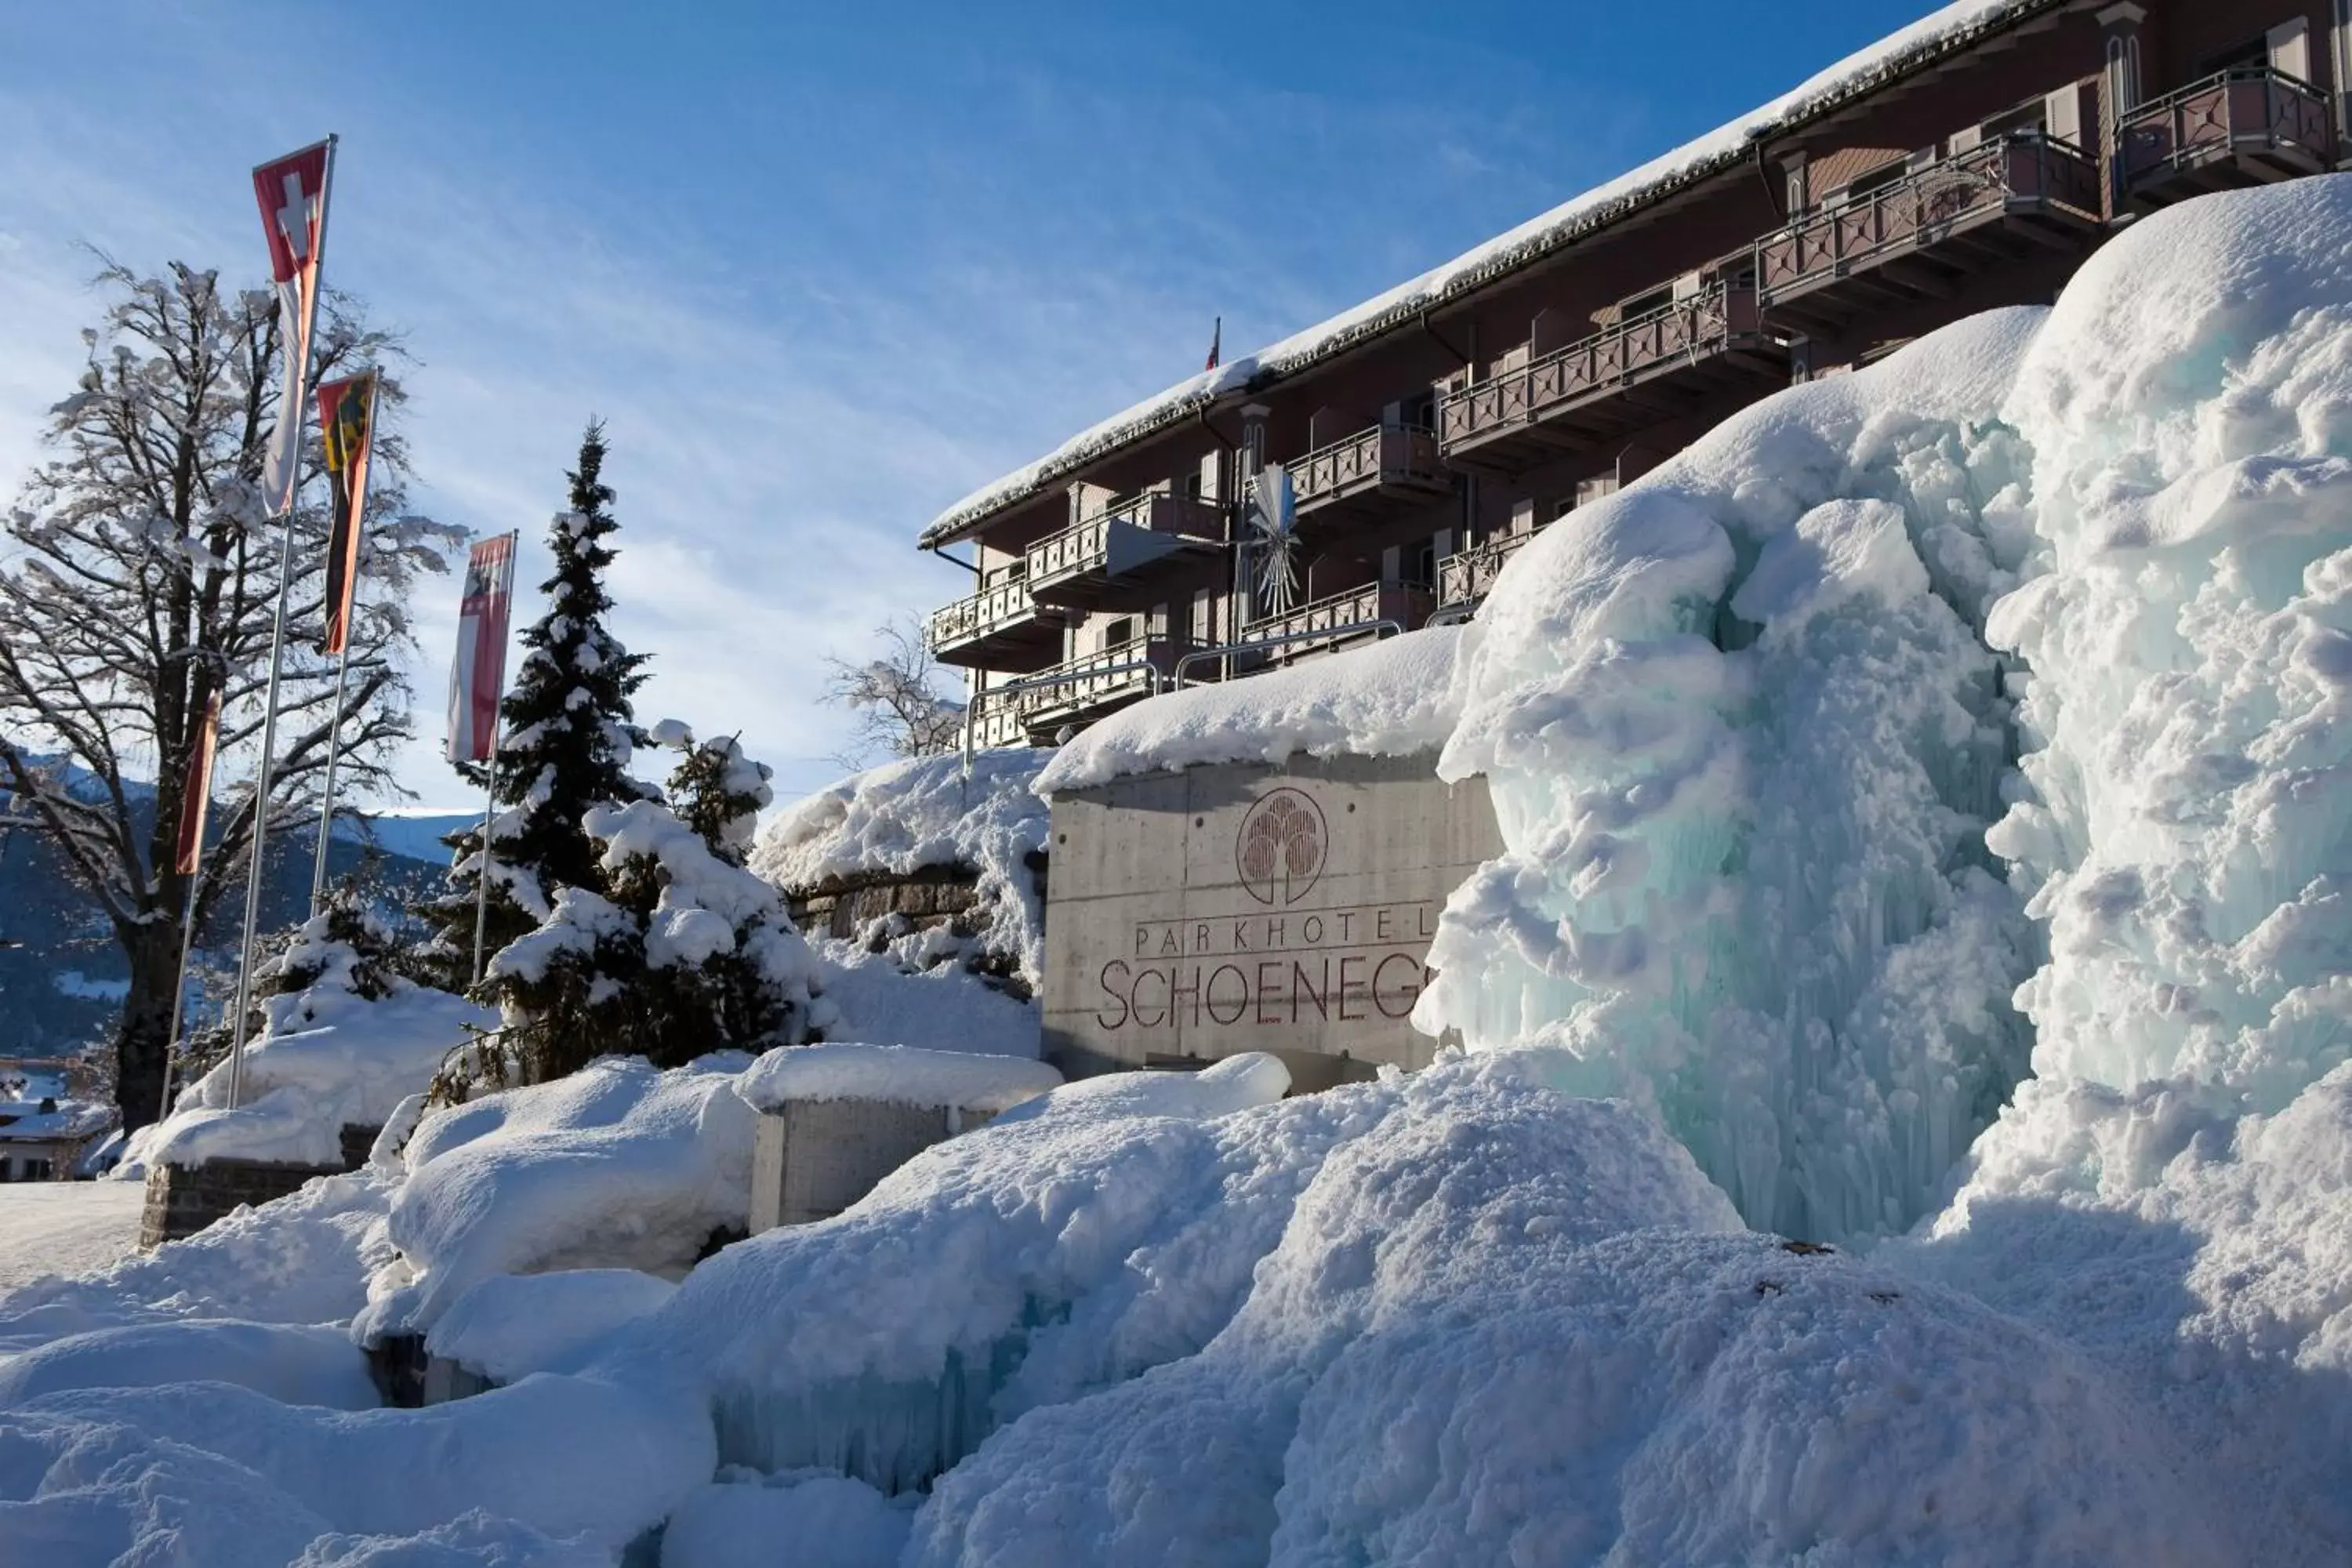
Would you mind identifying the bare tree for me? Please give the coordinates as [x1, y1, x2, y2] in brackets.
[0, 261, 459, 1131]
[822, 615, 964, 766]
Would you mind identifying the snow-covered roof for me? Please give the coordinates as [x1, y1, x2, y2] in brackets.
[919, 0, 2062, 549]
[0, 1097, 114, 1143]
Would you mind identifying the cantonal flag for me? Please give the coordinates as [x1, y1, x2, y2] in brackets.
[252, 138, 335, 519]
[316, 371, 377, 655]
[447, 534, 518, 764]
[172, 691, 222, 877]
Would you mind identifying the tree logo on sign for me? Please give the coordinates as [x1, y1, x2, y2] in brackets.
[1236, 786, 1328, 906]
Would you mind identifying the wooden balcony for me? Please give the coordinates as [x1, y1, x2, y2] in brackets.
[1239, 580, 1431, 661]
[1023, 492, 1229, 613]
[2116, 67, 2332, 210]
[924, 575, 1076, 672]
[1290, 423, 1453, 536]
[1438, 282, 1781, 474]
[1436, 528, 1540, 609]
[967, 637, 1188, 746]
[1755, 134, 2100, 335]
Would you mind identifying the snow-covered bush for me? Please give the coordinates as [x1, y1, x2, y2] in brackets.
[121, 913, 493, 1174]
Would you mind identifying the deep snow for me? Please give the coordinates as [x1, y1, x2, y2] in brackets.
[10, 178, 2352, 1565]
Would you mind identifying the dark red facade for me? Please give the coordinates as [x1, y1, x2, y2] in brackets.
[926, 0, 2345, 749]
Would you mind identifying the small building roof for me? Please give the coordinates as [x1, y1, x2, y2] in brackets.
[918, 0, 2065, 550]
[0, 1097, 117, 1143]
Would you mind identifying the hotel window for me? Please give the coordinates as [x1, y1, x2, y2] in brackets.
[1102, 615, 1138, 651]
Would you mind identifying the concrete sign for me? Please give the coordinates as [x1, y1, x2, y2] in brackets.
[1041, 751, 1503, 1084]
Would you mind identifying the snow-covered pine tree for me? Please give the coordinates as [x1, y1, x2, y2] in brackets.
[414, 422, 652, 988]
[474, 725, 827, 1085]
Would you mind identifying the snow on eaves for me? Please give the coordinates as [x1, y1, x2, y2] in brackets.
[918, 0, 2057, 549]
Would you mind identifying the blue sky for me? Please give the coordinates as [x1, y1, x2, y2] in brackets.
[0, 0, 1940, 808]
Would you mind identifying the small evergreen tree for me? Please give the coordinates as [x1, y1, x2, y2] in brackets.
[464, 726, 826, 1087]
[414, 422, 652, 987]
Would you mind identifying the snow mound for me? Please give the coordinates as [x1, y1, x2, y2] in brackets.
[911, 1052, 2216, 1567]
[9, 1374, 711, 1559]
[1033, 625, 1466, 794]
[660, 1468, 913, 1568]
[0, 1320, 377, 1410]
[353, 1057, 756, 1344]
[425, 1269, 678, 1385]
[740, 1042, 1062, 1114]
[754, 748, 1051, 986]
[122, 932, 492, 1174]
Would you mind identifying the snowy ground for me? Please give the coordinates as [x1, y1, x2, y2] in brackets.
[0, 1183, 143, 1294]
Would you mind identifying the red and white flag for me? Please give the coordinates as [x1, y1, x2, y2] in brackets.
[172, 691, 223, 877]
[447, 534, 518, 764]
[316, 371, 377, 655]
[252, 137, 335, 519]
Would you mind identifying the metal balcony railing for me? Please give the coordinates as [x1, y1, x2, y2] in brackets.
[1439, 281, 1758, 453]
[2114, 66, 2333, 194]
[1755, 132, 2099, 307]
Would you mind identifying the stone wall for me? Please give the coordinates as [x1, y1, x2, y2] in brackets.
[787, 865, 985, 942]
[137, 1120, 380, 1248]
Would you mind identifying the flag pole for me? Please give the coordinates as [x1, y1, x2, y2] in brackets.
[227, 133, 336, 1112]
[309, 371, 378, 914]
[158, 864, 204, 1125]
[470, 727, 500, 987]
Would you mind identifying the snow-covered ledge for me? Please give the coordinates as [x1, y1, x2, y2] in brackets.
[738, 1044, 1062, 1231]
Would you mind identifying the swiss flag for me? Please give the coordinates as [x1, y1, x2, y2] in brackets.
[251, 141, 330, 285]
[250, 137, 336, 518]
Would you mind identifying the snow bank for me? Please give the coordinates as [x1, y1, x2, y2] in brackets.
[921, 0, 2044, 546]
[354, 1057, 755, 1344]
[910, 1052, 2216, 1567]
[808, 946, 1045, 1058]
[740, 1043, 1062, 1115]
[9, 1374, 712, 1558]
[660, 1468, 913, 1568]
[0, 1171, 393, 1356]
[1033, 625, 1465, 794]
[754, 749, 1051, 985]
[122, 933, 492, 1174]
[425, 1269, 677, 1385]
[0, 1320, 376, 1410]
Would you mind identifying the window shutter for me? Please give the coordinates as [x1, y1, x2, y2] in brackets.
[2272, 17, 2313, 82]
[2044, 86, 2082, 145]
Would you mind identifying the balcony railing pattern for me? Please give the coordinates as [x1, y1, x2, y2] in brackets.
[1023, 492, 1228, 607]
[1439, 281, 1757, 454]
[2116, 67, 2332, 195]
[927, 576, 1042, 655]
[1755, 133, 2099, 307]
[967, 637, 1185, 746]
[1292, 423, 1448, 513]
[1240, 581, 1430, 659]
[1437, 529, 1539, 608]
